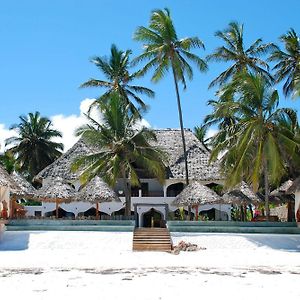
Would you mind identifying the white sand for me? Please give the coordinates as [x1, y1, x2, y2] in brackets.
[0, 231, 300, 299]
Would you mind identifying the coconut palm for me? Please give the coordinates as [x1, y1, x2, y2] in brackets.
[209, 72, 300, 219]
[207, 22, 275, 88]
[133, 8, 207, 191]
[269, 28, 300, 97]
[5, 112, 63, 179]
[81, 44, 154, 117]
[194, 125, 210, 151]
[72, 93, 166, 216]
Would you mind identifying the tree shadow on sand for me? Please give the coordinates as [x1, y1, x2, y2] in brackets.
[0, 231, 31, 251]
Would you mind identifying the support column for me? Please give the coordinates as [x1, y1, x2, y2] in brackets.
[55, 200, 59, 219]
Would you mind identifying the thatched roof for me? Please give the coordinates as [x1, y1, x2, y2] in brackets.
[33, 177, 76, 202]
[172, 181, 223, 206]
[10, 173, 36, 198]
[76, 176, 119, 203]
[287, 177, 300, 194]
[0, 165, 18, 188]
[222, 190, 253, 205]
[225, 181, 261, 203]
[270, 180, 294, 196]
[34, 129, 222, 182]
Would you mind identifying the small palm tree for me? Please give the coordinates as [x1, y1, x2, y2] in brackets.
[72, 93, 166, 216]
[209, 72, 300, 219]
[207, 22, 274, 88]
[269, 28, 300, 97]
[5, 112, 63, 179]
[81, 44, 155, 117]
[194, 125, 210, 151]
[133, 8, 207, 190]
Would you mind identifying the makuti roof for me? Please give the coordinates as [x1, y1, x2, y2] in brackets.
[34, 129, 222, 183]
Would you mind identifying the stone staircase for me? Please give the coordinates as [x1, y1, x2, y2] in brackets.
[133, 228, 172, 252]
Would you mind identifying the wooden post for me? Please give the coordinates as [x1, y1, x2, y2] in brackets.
[56, 199, 59, 219]
[9, 195, 16, 219]
[195, 205, 199, 221]
[96, 202, 99, 220]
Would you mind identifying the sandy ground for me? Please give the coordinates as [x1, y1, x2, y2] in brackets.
[0, 231, 300, 300]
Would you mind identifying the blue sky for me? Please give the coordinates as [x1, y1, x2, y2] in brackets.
[0, 0, 300, 148]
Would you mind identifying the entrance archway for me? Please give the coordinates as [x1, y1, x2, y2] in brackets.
[142, 208, 163, 227]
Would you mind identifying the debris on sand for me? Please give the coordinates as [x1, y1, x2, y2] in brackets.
[172, 241, 206, 255]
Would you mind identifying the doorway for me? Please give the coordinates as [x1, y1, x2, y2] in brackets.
[142, 208, 163, 227]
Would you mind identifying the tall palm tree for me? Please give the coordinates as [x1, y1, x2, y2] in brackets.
[133, 8, 207, 192]
[72, 93, 166, 216]
[209, 72, 300, 219]
[207, 22, 274, 88]
[269, 28, 300, 97]
[81, 44, 155, 117]
[5, 112, 63, 179]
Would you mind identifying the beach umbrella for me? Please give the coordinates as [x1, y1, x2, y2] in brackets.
[223, 182, 261, 204]
[270, 180, 294, 196]
[172, 182, 223, 220]
[76, 176, 120, 219]
[34, 177, 76, 218]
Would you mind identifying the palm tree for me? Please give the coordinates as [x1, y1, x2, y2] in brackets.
[72, 93, 166, 216]
[209, 72, 300, 219]
[0, 150, 18, 174]
[5, 112, 63, 179]
[194, 125, 210, 151]
[269, 28, 300, 97]
[207, 21, 274, 88]
[133, 8, 207, 193]
[81, 44, 155, 117]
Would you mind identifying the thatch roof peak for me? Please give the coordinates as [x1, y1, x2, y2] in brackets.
[172, 181, 222, 206]
[34, 129, 222, 183]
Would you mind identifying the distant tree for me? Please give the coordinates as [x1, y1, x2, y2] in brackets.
[72, 93, 166, 216]
[269, 28, 300, 97]
[207, 22, 274, 88]
[0, 150, 18, 174]
[81, 44, 154, 118]
[5, 112, 63, 179]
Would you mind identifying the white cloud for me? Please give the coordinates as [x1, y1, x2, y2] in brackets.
[50, 98, 100, 151]
[206, 128, 219, 139]
[1, 98, 152, 153]
[0, 124, 17, 153]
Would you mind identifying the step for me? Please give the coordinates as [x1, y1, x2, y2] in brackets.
[133, 228, 172, 252]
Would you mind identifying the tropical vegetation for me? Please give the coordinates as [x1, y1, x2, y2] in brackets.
[72, 93, 166, 216]
[207, 72, 300, 218]
[5, 112, 63, 179]
[81, 44, 154, 118]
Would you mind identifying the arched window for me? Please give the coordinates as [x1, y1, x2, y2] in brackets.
[166, 182, 184, 197]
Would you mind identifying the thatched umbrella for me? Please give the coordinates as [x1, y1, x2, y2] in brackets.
[222, 181, 261, 220]
[76, 176, 120, 219]
[172, 181, 223, 220]
[10, 173, 36, 198]
[0, 165, 18, 189]
[34, 177, 76, 218]
[271, 180, 294, 196]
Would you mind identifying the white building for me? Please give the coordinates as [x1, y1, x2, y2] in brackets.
[31, 129, 231, 226]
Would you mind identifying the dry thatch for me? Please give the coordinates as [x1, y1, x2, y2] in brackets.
[222, 190, 253, 205]
[0, 165, 18, 189]
[287, 177, 300, 194]
[271, 180, 294, 196]
[225, 181, 261, 203]
[10, 173, 36, 198]
[33, 177, 76, 202]
[172, 181, 223, 206]
[76, 176, 119, 204]
[34, 129, 222, 183]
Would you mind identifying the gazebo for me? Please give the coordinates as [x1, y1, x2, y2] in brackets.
[76, 176, 120, 219]
[34, 177, 76, 218]
[172, 181, 223, 220]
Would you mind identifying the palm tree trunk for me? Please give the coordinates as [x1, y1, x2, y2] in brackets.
[122, 168, 131, 217]
[171, 63, 191, 219]
[263, 156, 270, 220]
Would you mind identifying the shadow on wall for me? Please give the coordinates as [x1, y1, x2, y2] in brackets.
[0, 231, 31, 251]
